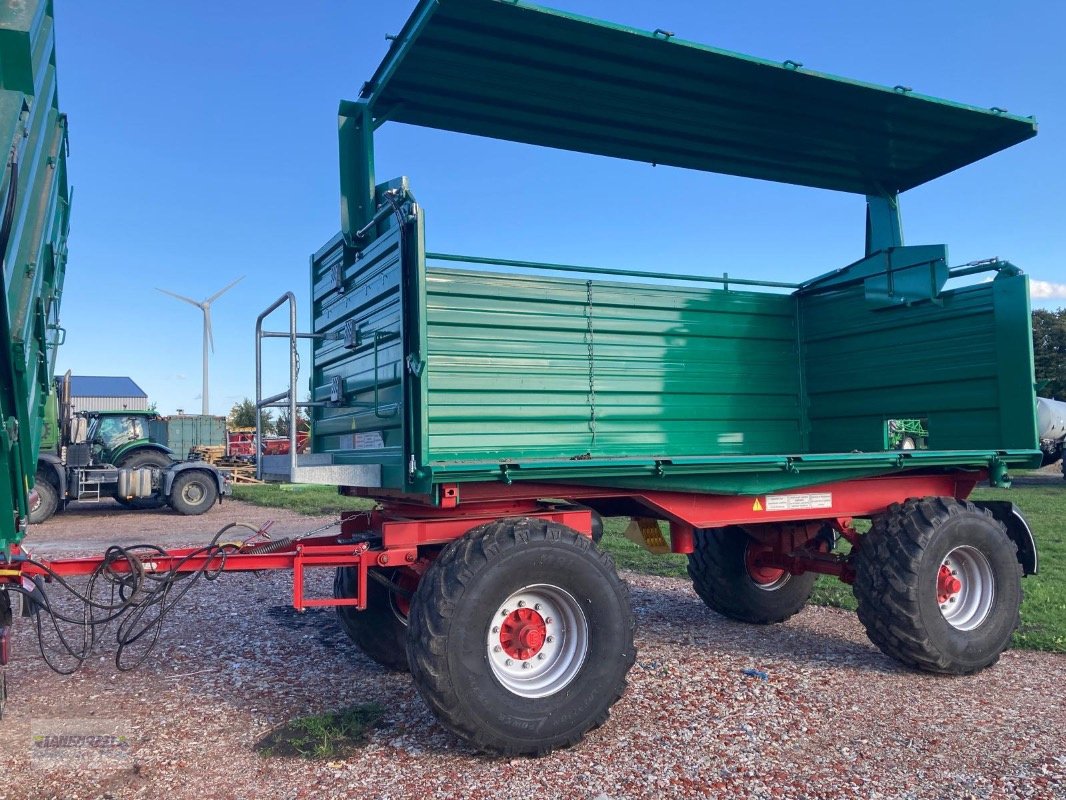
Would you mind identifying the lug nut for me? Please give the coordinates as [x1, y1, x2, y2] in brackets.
[545, 636, 554, 644]
[501, 609, 509, 617]
[534, 603, 542, 611]
[493, 645, 501, 653]
[522, 662, 531, 670]
[517, 600, 525, 608]
[505, 659, 513, 667]
[492, 626, 499, 634]
[537, 653, 546, 661]
[949, 597, 956, 603]
[544, 617, 553, 625]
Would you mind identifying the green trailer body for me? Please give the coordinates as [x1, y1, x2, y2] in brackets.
[307, 199, 1040, 500]
[287, 0, 1043, 505]
[0, 0, 70, 552]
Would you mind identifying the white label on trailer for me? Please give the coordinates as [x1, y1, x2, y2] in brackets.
[764, 492, 833, 512]
[339, 432, 385, 450]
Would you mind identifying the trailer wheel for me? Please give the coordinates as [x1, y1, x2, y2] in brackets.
[28, 472, 58, 524]
[116, 450, 172, 509]
[333, 566, 414, 672]
[406, 517, 635, 756]
[168, 471, 218, 515]
[852, 497, 1021, 674]
[687, 527, 817, 624]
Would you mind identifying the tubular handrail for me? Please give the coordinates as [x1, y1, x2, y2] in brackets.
[255, 293, 299, 480]
[425, 252, 801, 290]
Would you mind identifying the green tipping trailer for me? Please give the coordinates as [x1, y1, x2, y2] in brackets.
[248, 0, 1048, 755]
[0, 0, 70, 553]
[257, 0, 1041, 498]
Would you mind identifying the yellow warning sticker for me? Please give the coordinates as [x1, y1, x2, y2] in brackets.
[752, 498, 764, 511]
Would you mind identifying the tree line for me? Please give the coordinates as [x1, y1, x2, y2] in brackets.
[1034, 308, 1066, 399]
[228, 398, 308, 437]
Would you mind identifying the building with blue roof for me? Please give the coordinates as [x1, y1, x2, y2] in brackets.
[65, 375, 148, 413]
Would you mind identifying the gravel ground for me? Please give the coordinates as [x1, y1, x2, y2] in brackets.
[3, 500, 1064, 800]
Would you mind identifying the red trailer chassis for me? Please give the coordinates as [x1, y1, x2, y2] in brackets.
[0, 469, 1038, 755]
[2, 471, 981, 608]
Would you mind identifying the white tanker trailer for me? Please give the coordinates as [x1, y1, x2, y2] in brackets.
[1037, 397, 1066, 469]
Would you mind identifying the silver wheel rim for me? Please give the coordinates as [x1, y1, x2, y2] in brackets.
[486, 584, 588, 699]
[745, 542, 791, 592]
[938, 546, 995, 631]
[181, 481, 206, 504]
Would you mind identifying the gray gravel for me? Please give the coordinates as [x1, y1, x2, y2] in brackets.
[2, 499, 1064, 800]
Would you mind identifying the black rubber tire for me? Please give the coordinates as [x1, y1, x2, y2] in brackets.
[334, 567, 411, 672]
[167, 470, 218, 515]
[406, 516, 635, 756]
[116, 450, 173, 509]
[687, 526, 818, 624]
[28, 472, 59, 524]
[852, 497, 1021, 675]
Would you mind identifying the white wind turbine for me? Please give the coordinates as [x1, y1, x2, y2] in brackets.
[157, 276, 244, 415]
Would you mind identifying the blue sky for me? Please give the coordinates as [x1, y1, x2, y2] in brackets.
[52, 0, 1065, 416]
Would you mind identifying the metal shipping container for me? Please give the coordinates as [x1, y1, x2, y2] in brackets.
[148, 414, 227, 460]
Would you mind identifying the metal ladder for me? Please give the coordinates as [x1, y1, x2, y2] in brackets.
[77, 471, 102, 502]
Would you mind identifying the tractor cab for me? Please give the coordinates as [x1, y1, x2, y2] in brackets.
[81, 410, 170, 466]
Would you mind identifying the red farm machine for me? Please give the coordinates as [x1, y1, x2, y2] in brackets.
[1, 0, 1045, 756]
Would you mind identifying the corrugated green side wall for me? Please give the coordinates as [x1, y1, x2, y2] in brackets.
[1, 0, 70, 550]
[424, 269, 802, 462]
[800, 273, 1037, 453]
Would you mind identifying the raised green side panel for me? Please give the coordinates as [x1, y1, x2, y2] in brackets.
[363, 0, 1037, 195]
[1, 0, 70, 551]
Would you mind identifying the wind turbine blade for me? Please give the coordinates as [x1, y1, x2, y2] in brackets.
[157, 287, 202, 307]
[205, 307, 215, 353]
[206, 275, 245, 305]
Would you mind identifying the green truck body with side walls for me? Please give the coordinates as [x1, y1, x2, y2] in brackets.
[0, 0, 69, 554]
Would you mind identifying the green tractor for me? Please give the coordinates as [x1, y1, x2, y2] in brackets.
[31, 381, 230, 523]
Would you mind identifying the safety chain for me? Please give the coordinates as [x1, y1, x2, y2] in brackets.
[585, 280, 597, 444]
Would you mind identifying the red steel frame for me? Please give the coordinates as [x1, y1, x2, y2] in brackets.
[0, 471, 982, 615]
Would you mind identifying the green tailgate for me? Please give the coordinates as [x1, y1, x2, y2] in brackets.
[0, 0, 70, 551]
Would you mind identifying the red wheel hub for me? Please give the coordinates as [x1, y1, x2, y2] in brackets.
[745, 543, 786, 586]
[937, 564, 962, 604]
[390, 566, 426, 618]
[499, 607, 547, 660]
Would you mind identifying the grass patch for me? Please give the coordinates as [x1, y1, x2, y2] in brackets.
[974, 483, 1066, 652]
[256, 703, 385, 760]
[233, 483, 1065, 653]
[232, 484, 374, 516]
